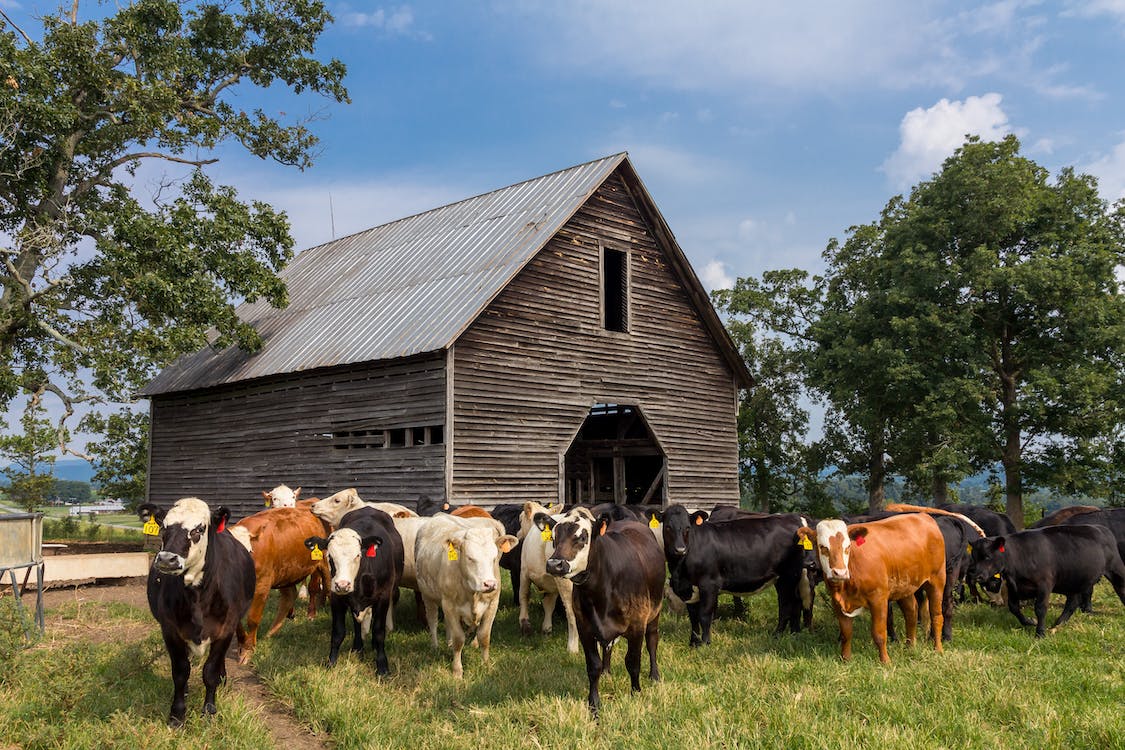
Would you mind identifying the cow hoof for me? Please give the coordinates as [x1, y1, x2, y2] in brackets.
[542, 627, 553, 636]
[202, 702, 217, 717]
[520, 620, 531, 636]
[167, 715, 185, 729]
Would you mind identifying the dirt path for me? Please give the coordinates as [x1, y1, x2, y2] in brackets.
[34, 580, 330, 749]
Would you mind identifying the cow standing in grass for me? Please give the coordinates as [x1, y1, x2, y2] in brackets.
[540, 507, 664, 718]
[140, 498, 255, 727]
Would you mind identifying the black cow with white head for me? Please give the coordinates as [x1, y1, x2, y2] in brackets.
[139, 498, 255, 727]
[539, 507, 664, 718]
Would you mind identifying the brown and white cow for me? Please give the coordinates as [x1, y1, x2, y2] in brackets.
[540, 507, 665, 718]
[140, 499, 255, 727]
[519, 502, 579, 653]
[262, 484, 301, 508]
[798, 514, 946, 663]
[414, 513, 518, 677]
[231, 502, 331, 663]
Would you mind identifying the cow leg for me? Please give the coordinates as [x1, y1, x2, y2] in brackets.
[201, 634, 232, 718]
[799, 570, 814, 632]
[773, 579, 798, 635]
[475, 600, 499, 666]
[266, 585, 298, 638]
[940, 574, 955, 642]
[560, 583, 580, 654]
[1005, 582, 1034, 628]
[885, 604, 897, 643]
[696, 586, 719, 646]
[414, 589, 426, 627]
[327, 596, 349, 666]
[1052, 594, 1082, 631]
[445, 604, 466, 678]
[897, 596, 918, 647]
[868, 598, 891, 664]
[624, 634, 643, 694]
[370, 599, 391, 676]
[1033, 591, 1050, 637]
[836, 613, 854, 662]
[686, 600, 703, 647]
[238, 580, 271, 663]
[518, 569, 533, 636]
[731, 596, 746, 619]
[308, 568, 328, 617]
[541, 590, 558, 636]
[163, 634, 191, 728]
[1080, 587, 1094, 613]
[645, 616, 661, 683]
[423, 595, 442, 647]
[580, 634, 604, 718]
[1106, 561, 1125, 607]
[923, 581, 944, 651]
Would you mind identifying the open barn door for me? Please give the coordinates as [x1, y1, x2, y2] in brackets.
[562, 404, 666, 506]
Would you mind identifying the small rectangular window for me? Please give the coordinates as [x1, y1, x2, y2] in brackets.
[388, 428, 406, 448]
[602, 246, 628, 332]
[429, 425, 444, 445]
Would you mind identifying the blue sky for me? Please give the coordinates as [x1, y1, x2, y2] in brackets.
[5, 0, 1125, 455]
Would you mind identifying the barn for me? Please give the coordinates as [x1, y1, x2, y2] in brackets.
[140, 153, 753, 517]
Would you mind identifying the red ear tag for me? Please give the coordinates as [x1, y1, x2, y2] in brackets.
[217, 519, 226, 533]
[998, 544, 1004, 553]
[854, 536, 865, 546]
[365, 545, 377, 558]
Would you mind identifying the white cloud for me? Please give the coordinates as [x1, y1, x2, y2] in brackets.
[1085, 135, 1125, 203]
[337, 5, 422, 37]
[1065, 0, 1125, 21]
[882, 93, 1013, 189]
[699, 260, 734, 291]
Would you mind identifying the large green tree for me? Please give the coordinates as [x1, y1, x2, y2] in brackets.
[0, 1, 347, 465]
[0, 399, 58, 510]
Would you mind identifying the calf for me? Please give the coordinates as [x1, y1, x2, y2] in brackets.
[655, 505, 814, 645]
[540, 508, 664, 718]
[519, 502, 579, 652]
[304, 507, 404, 672]
[414, 514, 518, 677]
[967, 524, 1125, 637]
[231, 504, 331, 663]
[798, 514, 946, 663]
[139, 499, 255, 727]
[262, 484, 300, 508]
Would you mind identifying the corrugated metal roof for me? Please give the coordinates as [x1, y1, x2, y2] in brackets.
[140, 154, 628, 395]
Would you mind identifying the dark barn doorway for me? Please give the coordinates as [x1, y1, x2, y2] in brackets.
[563, 404, 666, 506]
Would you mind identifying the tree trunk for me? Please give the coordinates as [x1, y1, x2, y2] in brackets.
[753, 458, 770, 513]
[932, 470, 949, 506]
[1003, 432, 1024, 529]
[867, 437, 886, 513]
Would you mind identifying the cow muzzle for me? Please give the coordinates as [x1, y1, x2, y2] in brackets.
[480, 579, 497, 593]
[154, 552, 185, 575]
[332, 579, 354, 594]
[826, 567, 849, 582]
[545, 558, 569, 577]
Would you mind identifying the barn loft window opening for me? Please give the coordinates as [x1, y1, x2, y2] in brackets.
[328, 424, 444, 450]
[602, 245, 628, 332]
[388, 428, 407, 448]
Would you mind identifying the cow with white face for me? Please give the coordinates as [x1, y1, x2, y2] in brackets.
[814, 519, 853, 582]
[304, 506, 403, 672]
[414, 514, 518, 678]
[540, 507, 665, 718]
[140, 498, 255, 727]
[262, 484, 300, 508]
[310, 487, 417, 527]
[519, 502, 579, 653]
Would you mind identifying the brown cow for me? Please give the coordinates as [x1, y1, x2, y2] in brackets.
[798, 514, 946, 663]
[451, 504, 494, 520]
[232, 501, 330, 663]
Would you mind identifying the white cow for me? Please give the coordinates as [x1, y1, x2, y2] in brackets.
[310, 487, 417, 526]
[519, 502, 578, 653]
[262, 484, 300, 508]
[414, 513, 518, 678]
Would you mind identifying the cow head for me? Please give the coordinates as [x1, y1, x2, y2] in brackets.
[520, 500, 560, 540]
[149, 498, 218, 587]
[657, 504, 708, 558]
[795, 526, 821, 577]
[542, 507, 608, 584]
[445, 526, 518, 593]
[812, 519, 866, 582]
[262, 484, 300, 508]
[310, 488, 365, 527]
[310, 528, 384, 595]
[967, 536, 1007, 593]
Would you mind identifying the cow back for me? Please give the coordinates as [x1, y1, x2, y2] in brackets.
[236, 507, 330, 589]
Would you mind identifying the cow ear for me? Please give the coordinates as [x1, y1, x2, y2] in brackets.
[850, 526, 869, 545]
[796, 527, 815, 548]
[644, 508, 662, 524]
[212, 506, 232, 533]
[293, 487, 302, 499]
[261, 491, 272, 505]
[497, 534, 519, 554]
[360, 535, 383, 557]
[993, 536, 1006, 553]
[137, 503, 166, 526]
[692, 511, 709, 526]
[596, 513, 613, 537]
[533, 512, 556, 531]
[304, 536, 328, 551]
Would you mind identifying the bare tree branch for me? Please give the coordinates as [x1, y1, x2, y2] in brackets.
[0, 9, 32, 45]
[29, 381, 96, 461]
[71, 151, 219, 200]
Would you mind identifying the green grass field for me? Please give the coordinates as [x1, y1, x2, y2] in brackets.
[2, 582, 1123, 750]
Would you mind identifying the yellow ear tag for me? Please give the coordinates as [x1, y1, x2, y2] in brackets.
[541, 528, 553, 542]
[967, 545, 972, 555]
[310, 547, 323, 561]
[993, 573, 1001, 579]
[143, 518, 160, 536]
[649, 516, 659, 529]
[800, 537, 813, 551]
[447, 542, 458, 561]
[264, 498, 272, 507]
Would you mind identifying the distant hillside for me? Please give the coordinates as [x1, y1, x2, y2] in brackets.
[0, 457, 96, 485]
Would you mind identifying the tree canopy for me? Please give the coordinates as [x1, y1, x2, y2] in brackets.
[0, 0, 347, 471]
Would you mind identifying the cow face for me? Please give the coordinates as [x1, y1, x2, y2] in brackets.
[311, 488, 364, 527]
[967, 537, 1007, 593]
[543, 508, 604, 582]
[659, 505, 708, 558]
[814, 519, 863, 582]
[447, 527, 515, 593]
[320, 528, 384, 595]
[152, 498, 212, 587]
[263, 484, 300, 508]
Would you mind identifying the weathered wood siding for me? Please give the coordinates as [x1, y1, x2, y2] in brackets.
[452, 170, 740, 507]
[147, 353, 447, 518]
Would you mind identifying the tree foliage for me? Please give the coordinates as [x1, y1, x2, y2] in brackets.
[0, 1, 347, 469]
[0, 399, 57, 510]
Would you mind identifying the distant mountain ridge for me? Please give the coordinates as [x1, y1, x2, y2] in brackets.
[0, 457, 96, 485]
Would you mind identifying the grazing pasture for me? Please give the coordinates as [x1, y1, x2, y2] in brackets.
[1, 581, 1123, 749]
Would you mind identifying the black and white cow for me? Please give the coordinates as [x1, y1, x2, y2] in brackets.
[304, 506, 404, 673]
[139, 498, 255, 727]
[652, 505, 816, 645]
[539, 507, 664, 718]
[968, 524, 1125, 637]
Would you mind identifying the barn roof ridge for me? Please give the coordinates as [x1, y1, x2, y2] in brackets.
[140, 152, 752, 396]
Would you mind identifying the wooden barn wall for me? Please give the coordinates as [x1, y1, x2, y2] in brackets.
[146, 353, 447, 518]
[452, 171, 740, 508]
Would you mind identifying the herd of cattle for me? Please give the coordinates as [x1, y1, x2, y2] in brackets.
[135, 489, 1125, 726]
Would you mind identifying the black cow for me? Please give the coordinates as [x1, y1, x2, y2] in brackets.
[304, 506, 404, 672]
[1029, 505, 1103, 529]
[539, 507, 664, 718]
[653, 504, 815, 645]
[490, 503, 526, 607]
[139, 498, 255, 727]
[1035, 507, 1125, 612]
[968, 524, 1125, 637]
[939, 503, 1017, 536]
